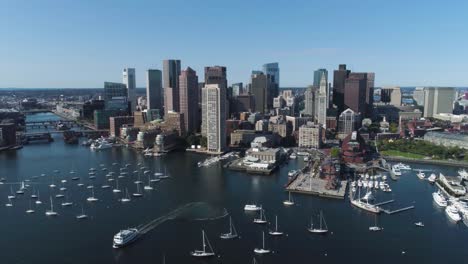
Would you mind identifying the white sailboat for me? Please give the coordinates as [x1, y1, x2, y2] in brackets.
[220, 216, 238, 239]
[61, 195, 73, 206]
[369, 214, 383, 231]
[283, 192, 294, 206]
[144, 175, 153, 190]
[190, 230, 215, 257]
[253, 208, 267, 224]
[308, 211, 328, 234]
[8, 186, 16, 199]
[113, 180, 121, 193]
[5, 197, 13, 207]
[268, 215, 284, 236]
[121, 188, 131, 203]
[76, 205, 88, 219]
[87, 188, 98, 202]
[253, 231, 270, 254]
[35, 190, 42, 204]
[26, 200, 35, 213]
[159, 168, 170, 179]
[45, 196, 58, 216]
[132, 183, 143, 197]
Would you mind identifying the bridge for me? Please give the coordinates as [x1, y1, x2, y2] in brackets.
[25, 120, 81, 129]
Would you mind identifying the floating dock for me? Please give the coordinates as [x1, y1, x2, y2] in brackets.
[382, 206, 415, 215]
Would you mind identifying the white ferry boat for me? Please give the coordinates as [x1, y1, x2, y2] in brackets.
[113, 228, 139, 248]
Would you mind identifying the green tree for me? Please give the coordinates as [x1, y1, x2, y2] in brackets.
[330, 147, 340, 158]
[389, 123, 398, 133]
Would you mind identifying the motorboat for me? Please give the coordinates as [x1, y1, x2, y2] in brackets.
[190, 230, 215, 257]
[416, 171, 426, 179]
[113, 228, 139, 248]
[428, 173, 437, 183]
[244, 204, 261, 211]
[414, 222, 424, 227]
[369, 215, 383, 231]
[445, 205, 461, 222]
[432, 191, 448, 207]
[396, 163, 411, 170]
[392, 165, 402, 176]
[458, 169, 468, 180]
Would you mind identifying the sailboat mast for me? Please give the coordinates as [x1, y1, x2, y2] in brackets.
[202, 230, 206, 253]
[275, 215, 278, 231]
[229, 217, 233, 234]
[262, 231, 265, 249]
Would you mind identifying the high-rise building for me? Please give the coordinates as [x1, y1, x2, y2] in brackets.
[423, 87, 456, 117]
[179, 67, 199, 134]
[104, 82, 128, 110]
[146, 69, 162, 111]
[344, 73, 367, 115]
[123, 68, 136, 110]
[413, 87, 425, 106]
[251, 72, 273, 113]
[232, 83, 243, 96]
[313, 68, 328, 88]
[262, 63, 280, 99]
[332, 64, 350, 112]
[315, 73, 328, 128]
[201, 84, 226, 153]
[381, 86, 402, 106]
[303, 86, 315, 117]
[338, 108, 361, 138]
[163, 59, 181, 114]
[205, 66, 227, 89]
[298, 122, 322, 148]
[365, 72, 375, 116]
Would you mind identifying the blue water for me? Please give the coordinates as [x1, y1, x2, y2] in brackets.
[0, 113, 466, 264]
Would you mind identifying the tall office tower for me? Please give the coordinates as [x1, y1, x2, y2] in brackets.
[381, 86, 402, 106]
[344, 73, 367, 115]
[123, 68, 136, 110]
[232, 83, 243, 96]
[163, 59, 181, 114]
[179, 67, 199, 134]
[263, 63, 280, 99]
[205, 66, 227, 89]
[315, 73, 328, 128]
[413, 87, 425, 106]
[366, 72, 375, 116]
[332, 64, 350, 112]
[104, 82, 128, 110]
[251, 72, 273, 113]
[313, 68, 328, 87]
[423, 87, 456, 118]
[146, 69, 163, 111]
[304, 85, 316, 117]
[201, 84, 226, 153]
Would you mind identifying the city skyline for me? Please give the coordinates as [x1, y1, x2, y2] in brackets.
[1, 0, 468, 88]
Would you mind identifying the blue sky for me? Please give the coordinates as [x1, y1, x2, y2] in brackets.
[1, 0, 467, 88]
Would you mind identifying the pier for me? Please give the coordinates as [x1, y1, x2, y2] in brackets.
[374, 200, 394, 206]
[382, 206, 415, 215]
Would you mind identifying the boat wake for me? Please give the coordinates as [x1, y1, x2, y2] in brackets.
[138, 202, 227, 234]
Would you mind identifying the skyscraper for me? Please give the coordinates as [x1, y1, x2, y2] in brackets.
[179, 67, 199, 134]
[163, 59, 181, 114]
[204, 66, 227, 89]
[366, 72, 375, 116]
[381, 86, 402, 106]
[123, 68, 136, 110]
[251, 72, 273, 113]
[344, 73, 367, 115]
[423, 87, 456, 117]
[104, 82, 128, 110]
[232, 83, 243, 96]
[338, 108, 361, 138]
[313, 68, 328, 88]
[263, 63, 280, 99]
[332, 64, 350, 112]
[146, 69, 162, 111]
[303, 86, 315, 117]
[315, 73, 328, 128]
[201, 84, 226, 153]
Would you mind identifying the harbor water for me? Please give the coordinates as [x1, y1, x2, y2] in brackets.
[0, 113, 466, 264]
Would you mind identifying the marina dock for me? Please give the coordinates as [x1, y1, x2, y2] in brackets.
[381, 206, 415, 215]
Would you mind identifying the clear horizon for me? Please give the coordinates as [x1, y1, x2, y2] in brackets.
[1, 0, 467, 88]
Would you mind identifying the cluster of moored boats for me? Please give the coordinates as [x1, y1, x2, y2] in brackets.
[197, 152, 238, 167]
[432, 189, 468, 224]
[350, 173, 392, 193]
[3, 162, 171, 219]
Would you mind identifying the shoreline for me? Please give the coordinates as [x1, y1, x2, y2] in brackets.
[383, 155, 468, 168]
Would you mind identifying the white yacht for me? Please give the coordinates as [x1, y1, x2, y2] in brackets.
[244, 204, 261, 211]
[253, 231, 270, 254]
[432, 191, 448, 207]
[457, 169, 468, 180]
[428, 173, 437, 183]
[132, 183, 143, 197]
[369, 215, 383, 231]
[220, 216, 238, 239]
[307, 211, 328, 234]
[113, 228, 139, 248]
[86, 188, 98, 202]
[76, 206, 88, 219]
[268, 215, 284, 236]
[121, 188, 131, 203]
[392, 165, 402, 176]
[396, 163, 411, 170]
[190, 230, 215, 257]
[414, 222, 424, 227]
[416, 171, 426, 179]
[90, 141, 112, 150]
[445, 205, 461, 222]
[289, 153, 297, 159]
